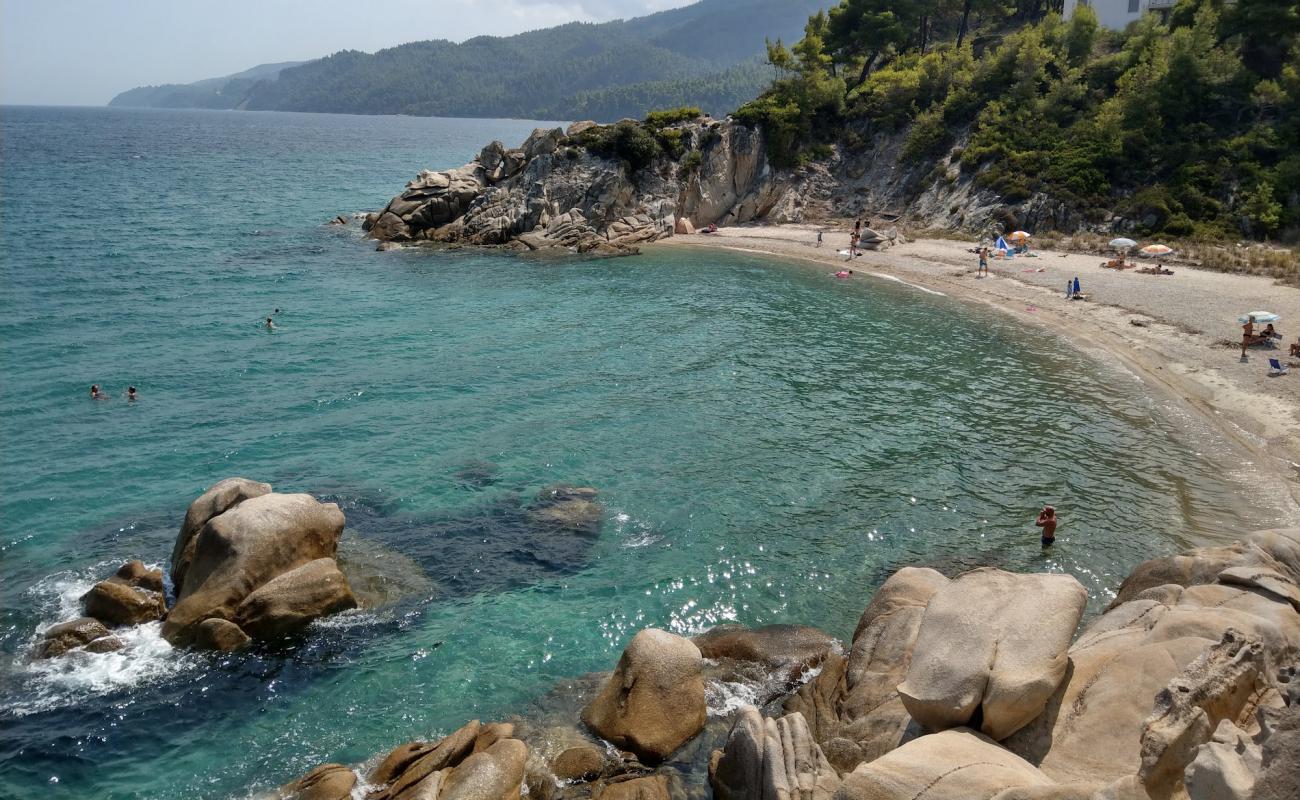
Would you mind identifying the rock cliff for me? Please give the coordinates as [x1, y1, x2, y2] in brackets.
[364, 117, 810, 255]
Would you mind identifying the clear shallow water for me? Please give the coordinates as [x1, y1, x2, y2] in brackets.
[0, 107, 1282, 799]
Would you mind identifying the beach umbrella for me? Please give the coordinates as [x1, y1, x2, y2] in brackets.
[1238, 311, 1280, 324]
[1008, 231, 1031, 242]
[1109, 237, 1137, 250]
[1140, 244, 1173, 256]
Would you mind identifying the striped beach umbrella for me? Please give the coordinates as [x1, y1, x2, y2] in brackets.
[1140, 244, 1173, 256]
[1008, 231, 1031, 242]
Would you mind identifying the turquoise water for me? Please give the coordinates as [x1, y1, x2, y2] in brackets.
[0, 107, 1281, 799]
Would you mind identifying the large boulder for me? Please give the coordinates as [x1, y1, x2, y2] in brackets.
[898, 568, 1087, 740]
[110, 559, 165, 593]
[693, 623, 834, 673]
[192, 617, 251, 651]
[833, 729, 1055, 800]
[1110, 528, 1300, 608]
[278, 763, 356, 800]
[785, 567, 948, 770]
[1184, 719, 1262, 800]
[81, 579, 166, 626]
[36, 617, 122, 659]
[172, 477, 272, 588]
[163, 492, 346, 647]
[582, 628, 707, 763]
[370, 719, 482, 800]
[597, 775, 672, 800]
[1253, 708, 1300, 800]
[234, 558, 357, 640]
[439, 738, 527, 800]
[711, 706, 841, 800]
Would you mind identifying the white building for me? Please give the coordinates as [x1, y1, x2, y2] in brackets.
[1063, 0, 1175, 30]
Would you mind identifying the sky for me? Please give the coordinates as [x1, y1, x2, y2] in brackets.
[0, 0, 694, 106]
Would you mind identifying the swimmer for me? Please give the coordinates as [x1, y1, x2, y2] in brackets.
[90, 384, 104, 399]
[265, 317, 276, 330]
[1035, 506, 1058, 548]
[834, 270, 850, 279]
[127, 386, 137, 401]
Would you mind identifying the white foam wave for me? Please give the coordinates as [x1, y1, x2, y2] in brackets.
[9, 566, 196, 717]
[706, 679, 762, 717]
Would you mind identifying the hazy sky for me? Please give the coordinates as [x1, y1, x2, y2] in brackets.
[0, 0, 694, 106]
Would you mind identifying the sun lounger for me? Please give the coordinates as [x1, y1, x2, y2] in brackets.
[1270, 358, 1289, 376]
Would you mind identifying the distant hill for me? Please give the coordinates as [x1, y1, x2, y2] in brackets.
[108, 61, 305, 110]
[108, 0, 831, 120]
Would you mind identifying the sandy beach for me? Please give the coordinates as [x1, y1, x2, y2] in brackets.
[656, 224, 1300, 515]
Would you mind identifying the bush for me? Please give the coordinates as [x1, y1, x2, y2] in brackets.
[683, 149, 703, 174]
[644, 106, 702, 129]
[656, 128, 687, 160]
[902, 105, 951, 162]
[572, 121, 662, 172]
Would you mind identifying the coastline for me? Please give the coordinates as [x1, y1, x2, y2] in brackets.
[653, 225, 1300, 522]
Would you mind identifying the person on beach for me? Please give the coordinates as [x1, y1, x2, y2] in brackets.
[817, 230, 823, 248]
[848, 232, 858, 260]
[1073, 276, 1081, 297]
[1035, 506, 1058, 548]
[1242, 316, 1259, 357]
[1261, 323, 1278, 340]
[90, 384, 105, 400]
[1291, 337, 1300, 359]
[1065, 280, 1073, 299]
[127, 386, 137, 401]
[977, 247, 988, 277]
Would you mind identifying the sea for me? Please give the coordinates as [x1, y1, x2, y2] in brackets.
[0, 106, 1290, 798]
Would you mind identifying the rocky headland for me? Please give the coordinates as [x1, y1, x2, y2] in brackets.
[275, 527, 1300, 800]
[360, 116, 824, 256]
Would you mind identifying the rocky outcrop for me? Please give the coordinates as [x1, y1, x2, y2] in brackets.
[582, 628, 707, 763]
[694, 623, 834, 679]
[278, 763, 356, 800]
[897, 569, 1087, 741]
[365, 120, 807, 255]
[711, 706, 841, 800]
[1109, 527, 1300, 608]
[834, 729, 1055, 800]
[81, 574, 166, 626]
[785, 567, 947, 771]
[163, 480, 357, 649]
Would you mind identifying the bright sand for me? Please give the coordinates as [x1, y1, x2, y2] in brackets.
[657, 225, 1300, 510]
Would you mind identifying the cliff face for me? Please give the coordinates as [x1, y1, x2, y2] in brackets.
[365, 119, 811, 254]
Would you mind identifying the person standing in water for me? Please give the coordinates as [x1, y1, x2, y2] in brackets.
[1035, 506, 1058, 548]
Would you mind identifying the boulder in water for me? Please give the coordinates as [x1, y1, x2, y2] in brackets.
[192, 617, 251, 652]
[81, 579, 166, 626]
[163, 490, 347, 647]
[110, 559, 164, 593]
[597, 775, 673, 800]
[527, 486, 603, 536]
[36, 617, 123, 659]
[582, 628, 706, 763]
[552, 746, 606, 782]
[278, 763, 356, 800]
[693, 623, 834, 672]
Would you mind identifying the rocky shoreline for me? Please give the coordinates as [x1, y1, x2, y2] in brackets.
[271, 526, 1300, 800]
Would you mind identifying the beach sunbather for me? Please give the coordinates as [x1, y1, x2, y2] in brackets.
[1291, 338, 1300, 358]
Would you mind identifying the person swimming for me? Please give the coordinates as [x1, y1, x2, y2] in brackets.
[90, 384, 104, 400]
[835, 270, 850, 279]
[265, 317, 276, 330]
[127, 386, 137, 401]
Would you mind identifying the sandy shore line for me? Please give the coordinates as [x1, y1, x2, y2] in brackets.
[653, 225, 1300, 517]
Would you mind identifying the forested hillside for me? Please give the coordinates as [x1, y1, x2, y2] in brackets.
[107, 62, 303, 110]
[737, 0, 1300, 240]
[109, 0, 830, 120]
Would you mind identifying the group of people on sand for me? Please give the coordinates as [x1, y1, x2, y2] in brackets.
[90, 384, 137, 401]
[1240, 316, 1284, 358]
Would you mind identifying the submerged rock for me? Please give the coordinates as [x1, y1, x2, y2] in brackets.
[526, 486, 603, 536]
[582, 628, 707, 763]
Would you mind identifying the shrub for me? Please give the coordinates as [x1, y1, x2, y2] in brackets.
[644, 106, 702, 129]
[902, 105, 951, 162]
[682, 149, 703, 174]
[656, 128, 687, 160]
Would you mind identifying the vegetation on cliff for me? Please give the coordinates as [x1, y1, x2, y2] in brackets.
[109, 0, 831, 121]
[737, 0, 1300, 240]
